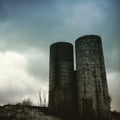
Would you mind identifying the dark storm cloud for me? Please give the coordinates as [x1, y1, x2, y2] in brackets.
[0, 0, 60, 51]
[0, 0, 114, 47]
[0, 0, 8, 21]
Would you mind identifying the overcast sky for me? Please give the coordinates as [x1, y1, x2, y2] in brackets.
[0, 0, 120, 111]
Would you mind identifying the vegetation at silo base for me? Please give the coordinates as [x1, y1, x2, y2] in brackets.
[0, 103, 120, 120]
[0, 104, 60, 120]
[0, 97, 120, 120]
[16, 98, 33, 106]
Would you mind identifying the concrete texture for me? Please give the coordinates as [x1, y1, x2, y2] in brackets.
[75, 35, 111, 120]
[49, 42, 76, 118]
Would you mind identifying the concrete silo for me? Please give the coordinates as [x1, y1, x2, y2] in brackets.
[49, 42, 76, 118]
[75, 35, 111, 120]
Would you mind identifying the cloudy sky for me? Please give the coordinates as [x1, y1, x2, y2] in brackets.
[0, 0, 120, 111]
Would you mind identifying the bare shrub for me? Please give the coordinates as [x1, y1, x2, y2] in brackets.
[21, 98, 33, 106]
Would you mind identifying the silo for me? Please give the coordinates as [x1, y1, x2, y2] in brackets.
[75, 35, 111, 120]
[49, 42, 76, 118]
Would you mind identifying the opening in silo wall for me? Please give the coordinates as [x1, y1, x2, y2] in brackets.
[49, 42, 76, 118]
[75, 35, 111, 120]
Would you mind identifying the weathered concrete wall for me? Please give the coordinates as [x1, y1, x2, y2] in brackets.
[75, 35, 111, 120]
[49, 42, 76, 118]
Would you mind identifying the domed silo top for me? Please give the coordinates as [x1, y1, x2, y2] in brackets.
[50, 42, 73, 62]
[50, 42, 73, 49]
[75, 35, 101, 44]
